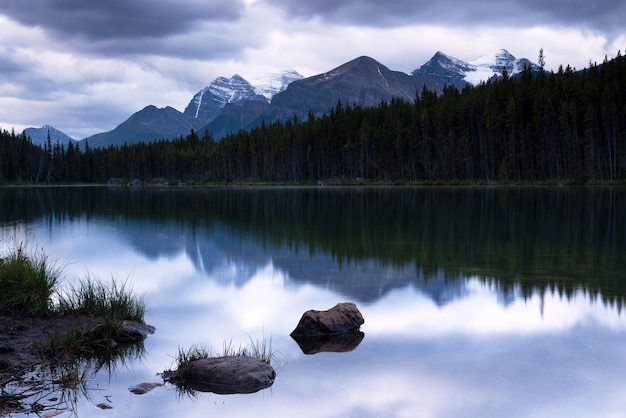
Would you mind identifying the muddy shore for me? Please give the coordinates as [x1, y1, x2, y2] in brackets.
[0, 315, 96, 383]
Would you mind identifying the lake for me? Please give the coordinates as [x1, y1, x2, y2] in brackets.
[1, 186, 625, 418]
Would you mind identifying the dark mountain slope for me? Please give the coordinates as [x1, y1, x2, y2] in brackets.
[84, 105, 203, 148]
[272, 56, 422, 112]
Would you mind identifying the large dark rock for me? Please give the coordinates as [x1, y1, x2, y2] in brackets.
[169, 356, 276, 395]
[290, 302, 364, 337]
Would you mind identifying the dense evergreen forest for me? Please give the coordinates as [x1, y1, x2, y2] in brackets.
[1, 52, 625, 184]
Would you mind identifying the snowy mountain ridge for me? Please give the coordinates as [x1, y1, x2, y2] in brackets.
[429, 51, 476, 74]
[185, 74, 265, 121]
[412, 49, 540, 88]
[183, 70, 302, 125]
[464, 49, 540, 85]
[247, 69, 304, 100]
[23, 49, 539, 145]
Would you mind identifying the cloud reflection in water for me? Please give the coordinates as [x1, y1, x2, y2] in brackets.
[3, 217, 626, 418]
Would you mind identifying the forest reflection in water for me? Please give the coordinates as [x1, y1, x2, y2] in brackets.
[1, 185, 625, 417]
[1, 185, 624, 305]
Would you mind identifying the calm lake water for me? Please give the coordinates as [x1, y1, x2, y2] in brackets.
[1, 186, 625, 418]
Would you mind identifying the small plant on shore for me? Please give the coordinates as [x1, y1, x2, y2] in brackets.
[0, 242, 61, 316]
[0, 243, 145, 325]
[50, 275, 147, 353]
[56, 275, 145, 322]
[0, 243, 150, 414]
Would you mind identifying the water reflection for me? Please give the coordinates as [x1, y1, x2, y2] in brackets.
[2, 343, 148, 416]
[1, 186, 624, 305]
[1, 186, 626, 417]
[291, 331, 365, 354]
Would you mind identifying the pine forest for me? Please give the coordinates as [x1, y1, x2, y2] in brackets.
[1, 53, 625, 185]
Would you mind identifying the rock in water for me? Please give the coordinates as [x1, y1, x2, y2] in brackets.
[290, 302, 364, 337]
[174, 356, 276, 395]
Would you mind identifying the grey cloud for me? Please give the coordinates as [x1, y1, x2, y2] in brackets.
[0, 54, 33, 75]
[0, 0, 245, 41]
[79, 25, 255, 61]
[0, 63, 52, 99]
[263, 0, 626, 33]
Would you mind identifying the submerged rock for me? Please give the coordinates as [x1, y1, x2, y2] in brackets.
[290, 302, 364, 337]
[129, 382, 164, 395]
[115, 321, 156, 344]
[167, 355, 276, 395]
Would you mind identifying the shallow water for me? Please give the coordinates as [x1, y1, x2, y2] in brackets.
[1, 186, 625, 417]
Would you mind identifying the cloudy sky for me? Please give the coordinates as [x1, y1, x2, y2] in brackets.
[1, 0, 625, 139]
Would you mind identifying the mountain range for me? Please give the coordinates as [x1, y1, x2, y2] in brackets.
[24, 49, 539, 147]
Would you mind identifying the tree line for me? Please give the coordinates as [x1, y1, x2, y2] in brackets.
[1, 52, 625, 184]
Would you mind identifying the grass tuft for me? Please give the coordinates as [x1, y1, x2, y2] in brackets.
[0, 241, 61, 317]
[168, 336, 275, 376]
[246, 335, 275, 364]
[176, 344, 211, 366]
[56, 274, 145, 322]
[1, 242, 147, 366]
[51, 275, 146, 351]
[0, 243, 144, 324]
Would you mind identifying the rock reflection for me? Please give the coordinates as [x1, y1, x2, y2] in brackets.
[291, 331, 365, 354]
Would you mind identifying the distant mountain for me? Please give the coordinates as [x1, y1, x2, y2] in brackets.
[412, 49, 540, 91]
[248, 70, 304, 100]
[84, 105, 203, 148]
[23, 125, 76, 147]
[79, 50, 539, 146]
[411, 51, 476, 92]
[272, 56, 421, 112]
[464, 49, 540, 84]
[182, 75, 268, 126]
[205, 51, 539, 139]
[82, 71, 301, 147]
[182, 71, 302, 127]
[204, 56, 423, 139]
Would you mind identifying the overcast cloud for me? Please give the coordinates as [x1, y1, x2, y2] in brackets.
[1, 0, 624, 139]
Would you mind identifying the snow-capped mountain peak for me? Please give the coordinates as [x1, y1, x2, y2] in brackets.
[247, 70, 304, 100]
[411, 49, 540, 93]
[183, 70, 303, 124]
[465, 49, 539, 85]
[431, 51, 474, 73]
[183, 75, 267, 124]
[206, 74, 261, 106]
